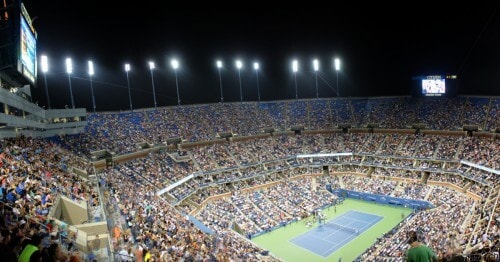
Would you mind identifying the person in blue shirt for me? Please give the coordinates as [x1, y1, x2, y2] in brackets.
[6, 188, 17, 203]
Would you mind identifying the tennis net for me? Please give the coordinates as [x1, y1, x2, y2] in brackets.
[325, 222, 359, 234]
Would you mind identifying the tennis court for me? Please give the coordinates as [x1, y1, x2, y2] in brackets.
[290, 210, 383, 257]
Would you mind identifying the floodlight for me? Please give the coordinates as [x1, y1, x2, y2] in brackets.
[41, 55, 50, 109]
[313, 59, 319, 98]
[254, 62, 261, 103]
[236, 60, 243, 102]
[171, 59, 179, 69]
[171, 59, 181, 105]
[216, 60, 223, 102]
[88, 60, 96, 112]
[88, 61, 94, 76]
[65, 58, 74, 108]
[41, 55, 48, 73]
[65, 58, 73, 74]
[335, 58, 341, 97]
[124, 63, 133, 111]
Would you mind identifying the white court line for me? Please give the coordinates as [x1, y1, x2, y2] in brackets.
[288, 238, 336, 258]
[292, 226, 343, 246]
[318, 211, 383, 256]
[308, 233, 340, 245]
[340, 210, 383, 229]
[319, 230, 358, 257]
[292, 210, 384, 257]
[289, 229, 341, 258]
[346, 210, 383, 222]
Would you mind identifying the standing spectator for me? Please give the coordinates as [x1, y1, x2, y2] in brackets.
[405, 230, 438, 262]
[18, 233, 43, 262]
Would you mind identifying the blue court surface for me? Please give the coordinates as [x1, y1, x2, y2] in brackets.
[290, 210, 383, 257]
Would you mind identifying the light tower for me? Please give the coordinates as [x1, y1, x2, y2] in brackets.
[313, 59, 319, 98]
[236, 60, 243, 102]
[217, 60, 223, 103]
[149, 61, 157, 109]
[253, 62, 261, 103]
[41, 55, 51, 109]
[292, 60, 298, 99]
[88, 60, 96, 112]
[171, 59, 181, 106]
[335, 58, 340, 97]
[65, 58, 75, 108]
[124, 63, 133, 111]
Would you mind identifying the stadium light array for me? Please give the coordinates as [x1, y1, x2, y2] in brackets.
[313, 59, 319, 98]
[335, 58, 340, 97]
[171, 59, 179, 70]
[236, 60, 243, 102]
[216, 60, 224, 103]
[253, 62, 261, 103]
[292, 60, 298, 99]
[65, 58, 75, 108]
[171, 59, 181, 105]
[65, 58, 73, 74]
[313, 59, 319, 72]
[88, 60, 96, 112]
[124, 63, 133, 111]
[41, 55, 48, 73]
[149, 61, 157, 109]
[41, 55, 50, 109]
[292, 60, 298, 73]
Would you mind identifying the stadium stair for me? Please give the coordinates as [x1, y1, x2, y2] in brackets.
[365, 167, 375, 178]
[482, 97, 493, 129]
[465, 186, 498, 247]
[187, 152, 202, 171]
[225, 147, 241, 167]
[348, 99, 357, 126]
[306, 101, 311, 129]
[316, 135, 326, 149]
[423, 187, 433, 201]
[461, 181, 474, 192]
[432, 139, 442, 159]
[326, 100, 334, 127]
[358, 135, 372, 153]
[185, 199, 202, 216]
[374, 136, 387, 154]
[484, 187, 499, 234]
[458, 97, 469, 126]
[460, 201, 476, 233]
[337, 175, 345, 188]
[392, 181, 404, 196]
[395, 135, 408, 155]
[454, 139, 465, 160]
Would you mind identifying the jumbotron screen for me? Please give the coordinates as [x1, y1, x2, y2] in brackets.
[422, 78, 445, 96]
[19, 5, 36, 84]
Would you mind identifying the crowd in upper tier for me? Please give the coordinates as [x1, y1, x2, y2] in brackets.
[55, 96, 499, 156]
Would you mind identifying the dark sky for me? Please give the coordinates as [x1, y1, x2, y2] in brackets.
[22, 1, 500, 112]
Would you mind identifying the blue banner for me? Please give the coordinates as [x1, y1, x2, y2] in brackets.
[331, 188, 434, 210]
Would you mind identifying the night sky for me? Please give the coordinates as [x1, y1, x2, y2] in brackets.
[22, 1, 500, 112]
